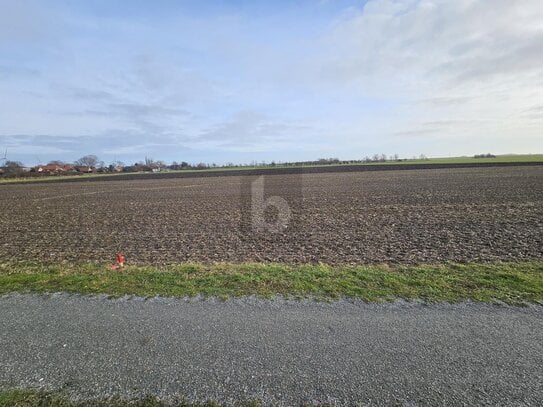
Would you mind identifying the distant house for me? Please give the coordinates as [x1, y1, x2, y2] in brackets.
[33, 164, 75, 174]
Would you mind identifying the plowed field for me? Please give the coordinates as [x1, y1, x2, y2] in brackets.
[1, 166, 542, 264]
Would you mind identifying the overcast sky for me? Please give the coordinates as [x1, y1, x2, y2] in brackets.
[1, 0, 542, 166]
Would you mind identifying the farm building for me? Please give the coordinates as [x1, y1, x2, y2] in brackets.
[33, 164, 75, 174]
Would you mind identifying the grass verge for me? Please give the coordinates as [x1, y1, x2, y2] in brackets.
[0, 389, 260, 407]
[0, 260, 542, 304]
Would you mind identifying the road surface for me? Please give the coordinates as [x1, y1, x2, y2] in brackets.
[1, 294, 542, 405]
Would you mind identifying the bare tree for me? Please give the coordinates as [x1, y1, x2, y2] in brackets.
[3, 161, 24, 176]
[76, 155, 99, 167]
[5, 160, 23, 168]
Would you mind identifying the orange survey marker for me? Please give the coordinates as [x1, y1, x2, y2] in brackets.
[111, 253, 125, 270]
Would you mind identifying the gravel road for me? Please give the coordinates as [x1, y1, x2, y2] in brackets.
[1, 294, 542, 406]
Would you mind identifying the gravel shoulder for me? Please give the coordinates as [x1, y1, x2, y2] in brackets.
[1, 294, 542, 406]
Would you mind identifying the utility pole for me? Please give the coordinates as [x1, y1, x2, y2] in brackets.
[0, 149, 7, 167]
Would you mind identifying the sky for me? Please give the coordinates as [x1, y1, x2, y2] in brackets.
[1, 0, 542, 166]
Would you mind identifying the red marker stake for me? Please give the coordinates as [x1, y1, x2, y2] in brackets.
[116, 253, 125, 268]
[111, 253, 125, 270]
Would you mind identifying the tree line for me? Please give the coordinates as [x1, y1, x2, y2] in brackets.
[0, 153, 437, 178]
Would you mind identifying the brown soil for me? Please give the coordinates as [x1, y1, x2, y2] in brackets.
[1, 166, 542, 264]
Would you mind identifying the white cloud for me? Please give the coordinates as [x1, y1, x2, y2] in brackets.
[307, 0, 543, 153]
[194, 111, 316, 152]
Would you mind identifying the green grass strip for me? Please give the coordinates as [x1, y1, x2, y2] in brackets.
[0, 389, 260, 407]
[0, 260, 542, 304]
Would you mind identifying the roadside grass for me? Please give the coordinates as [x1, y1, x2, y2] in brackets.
[0, 389, 261, 407]
[2, 154, 542, 184]
[0, 260, 541, 304]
